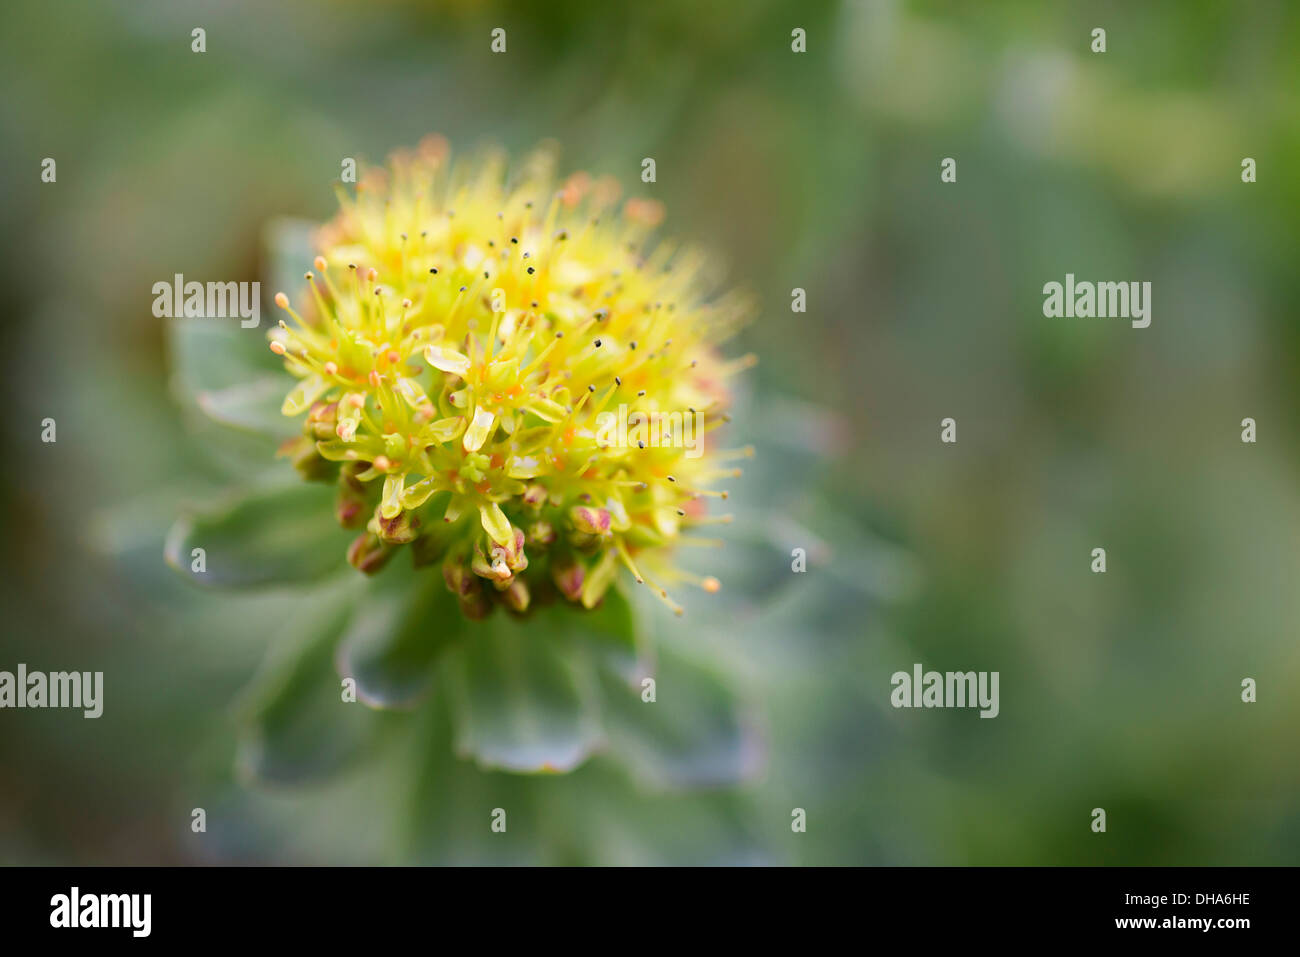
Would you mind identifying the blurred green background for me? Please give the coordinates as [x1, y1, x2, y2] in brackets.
[2, 0, 1299, 864]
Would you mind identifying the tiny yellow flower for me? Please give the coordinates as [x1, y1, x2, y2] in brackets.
[271, 136, 754, 618]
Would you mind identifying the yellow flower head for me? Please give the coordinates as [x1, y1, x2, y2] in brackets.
[271, 136, 754, 618]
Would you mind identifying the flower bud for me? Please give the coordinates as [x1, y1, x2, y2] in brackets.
[307, 400, 339, 441]
[459, 583, 493, 620]
[569, 506, 611, 549]
[377, 508, 418, 544]
[347, 532, 394, 574]
[526, 520, 556, 547]
[443, 553, 494, 618]
[335, 463, 370, 528]
[570, 506, 611, 536]
[472, 541, 514, 587]
[442, 552, 473, 596]
[501, 528, 528, 572]
[501, 578, 530, 614]
[551, 555, 585, 603]
[290, 437, 333, 481]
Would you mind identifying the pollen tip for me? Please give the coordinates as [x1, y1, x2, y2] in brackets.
[702, 576, 721, 594]
[269, 341, 287, 355]
[274, 292, 289, 309]
[313, 256, 328, 272]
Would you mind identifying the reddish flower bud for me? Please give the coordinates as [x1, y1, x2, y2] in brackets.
[347, 532, 394, 574]
[551, 556, 585, 603]
[501, 578, 531, 614]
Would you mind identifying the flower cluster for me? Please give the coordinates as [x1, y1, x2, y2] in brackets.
[271, 136, 753, 618]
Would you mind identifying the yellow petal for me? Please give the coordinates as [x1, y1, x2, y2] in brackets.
[281, 375, 330, 416]
[463, 407, 496, 452]
[380, 473, 405, 519]
[401, 475, 441, 509]
[422, 417, 464, 444]
[485, 356, 519, 392]
[506, 455, 542, 479]
[527, 398, 568, 423]
[479, 502, 513, 548]
[423, 345, 471, 376]
[315, 439, 362, 461]
[580, 549, 618, 609]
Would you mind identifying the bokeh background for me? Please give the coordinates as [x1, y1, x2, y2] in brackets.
[3, 0, 1299, 864]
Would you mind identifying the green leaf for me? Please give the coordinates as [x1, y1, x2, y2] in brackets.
[165, 483, 354, 588]
[262, 216, 318, 307]
[234, 579, 382, 786]
[169, 316, 280, 405]
[334, 567, 463, 710]
[195, 376, 295, 438]
[598, 641, 763, 792]
[442, 606, 604, 774]
[568, 586, 642, 683]
[399, 694, 550, 864]
[168, 217, 317, 427]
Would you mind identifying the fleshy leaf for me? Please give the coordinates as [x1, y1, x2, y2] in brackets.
[169, 315, 280, 407]
[264, 216, 318, 294]
[165, 483, 353, 588]
[195, 376, 295, 438]
[597, 640, 763, 792]
[401, 694, 549, 864]
[441, 607, 604, 773]
[334, 569, 461, 709]
[234, 579, 379, 786]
